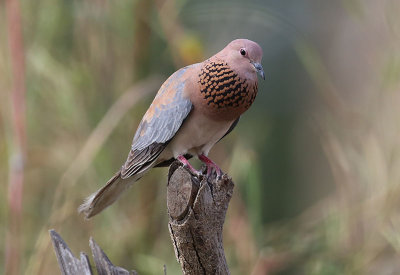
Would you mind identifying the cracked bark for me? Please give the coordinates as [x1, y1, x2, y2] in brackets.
[51, 160, 233, 274]
[50, 230, 138, 275]
[167, 161, 233, 275]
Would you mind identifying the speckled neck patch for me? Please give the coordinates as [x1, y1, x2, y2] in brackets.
[199, 60, 257, 110]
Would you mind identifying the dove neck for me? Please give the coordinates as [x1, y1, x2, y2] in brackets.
[193, 59, 258, 121]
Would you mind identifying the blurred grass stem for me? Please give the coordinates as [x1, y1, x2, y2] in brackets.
[4, 0, 26, 274]
[25, 76, 162, 274]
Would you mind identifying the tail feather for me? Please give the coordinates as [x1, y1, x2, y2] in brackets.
[78, 170, 138, 219]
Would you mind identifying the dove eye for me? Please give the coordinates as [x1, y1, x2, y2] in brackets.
[240, 48, 246, 56]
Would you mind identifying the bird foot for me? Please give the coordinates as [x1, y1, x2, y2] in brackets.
[177, 155, 201, 177]
[198, 154, 222, 178]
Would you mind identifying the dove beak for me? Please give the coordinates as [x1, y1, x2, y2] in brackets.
[252, 62, 265, 80]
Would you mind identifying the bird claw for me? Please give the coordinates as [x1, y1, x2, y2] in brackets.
[184, 164, 202, 178]
[190, 168, 202, 178]
[205, 167, 222, 180]
[199, 154, 222, 179]
[177, 155, 201, 177]
[177, 154, 223, 179]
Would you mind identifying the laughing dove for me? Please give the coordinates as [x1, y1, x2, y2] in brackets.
[79, 39, 264, 218]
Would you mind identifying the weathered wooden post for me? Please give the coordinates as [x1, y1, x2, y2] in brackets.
[167, 161, 234, 275]
[51, 161, 234, 274]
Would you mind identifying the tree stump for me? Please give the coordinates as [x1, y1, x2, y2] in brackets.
[51, 161, 234, 274]
[167, 161, 234, 275]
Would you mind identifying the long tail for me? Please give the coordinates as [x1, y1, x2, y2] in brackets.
[78, 170, 140, 219]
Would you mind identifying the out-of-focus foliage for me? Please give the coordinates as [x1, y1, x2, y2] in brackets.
[1, 0, 400, 274]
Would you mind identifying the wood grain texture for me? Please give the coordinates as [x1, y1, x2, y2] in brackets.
[50, 230, 137, 275]
[50, 230, 92, 275]
[167, 165, 199, 220]
[167, 161, 234, 275]
[89, 238, 137, 275]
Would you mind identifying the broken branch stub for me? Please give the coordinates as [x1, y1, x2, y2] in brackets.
[167, 161, 234, 275]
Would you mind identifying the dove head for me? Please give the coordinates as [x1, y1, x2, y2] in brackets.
[216, 39, 264, 81]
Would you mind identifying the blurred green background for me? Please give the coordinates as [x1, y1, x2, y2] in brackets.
[1, 0, 400, 274]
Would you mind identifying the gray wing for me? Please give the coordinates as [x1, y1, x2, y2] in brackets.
[218, 117, 240, 142]
[121, 66, 193, 179]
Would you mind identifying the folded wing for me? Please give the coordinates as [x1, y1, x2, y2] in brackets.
[121, 66, 193, 179]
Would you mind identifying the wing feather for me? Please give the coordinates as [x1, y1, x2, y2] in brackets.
[218, 117, 240, 142]
[121, 66, 193, 179]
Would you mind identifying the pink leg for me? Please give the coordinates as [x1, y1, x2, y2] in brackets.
[177, 155, 200, 176]
[198, 154, 222, 177]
